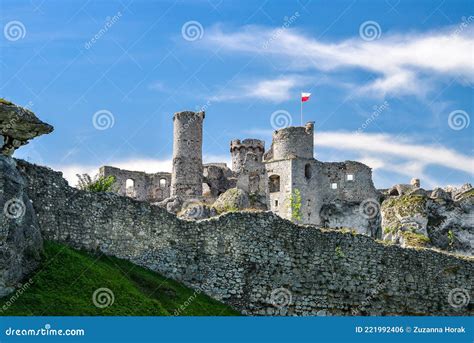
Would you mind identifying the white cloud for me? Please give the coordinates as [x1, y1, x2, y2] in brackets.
[204, 25, 474, 97]
[314, 131, 473, 175]
[315, 131, 473, 188]
[211, 75, 313, 103]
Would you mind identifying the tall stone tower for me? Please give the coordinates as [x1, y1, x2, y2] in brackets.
[171, 111, 205, 198]
[230, 139, 265, 174]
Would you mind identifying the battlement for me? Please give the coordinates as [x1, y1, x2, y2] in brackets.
[173, 110, 205, 121]
[230, 138, 265, 173]
[230, 139, 265, 152]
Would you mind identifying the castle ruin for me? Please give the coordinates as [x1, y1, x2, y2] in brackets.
[100, 110, 380, 236]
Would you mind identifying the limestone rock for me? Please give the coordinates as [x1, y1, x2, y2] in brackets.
[0, 101, 54, 156]
[155, 196, 183, 214]
[320, 200, 381, 238]
[452, 184, 473, 202]
[388, 184, 415, 196]
[212, 188, 250, 214]
[430, 187, 451, 201]
[382, 193, 473, 254]
[178, 200, 217, 220]
[0, 155, 43, 296]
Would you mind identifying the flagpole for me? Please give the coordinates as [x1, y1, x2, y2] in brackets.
[300, 96, 303, 125]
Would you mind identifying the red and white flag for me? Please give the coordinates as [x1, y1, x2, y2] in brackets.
[301, 92, 311, 102]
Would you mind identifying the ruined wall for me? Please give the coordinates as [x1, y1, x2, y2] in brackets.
[265, 159, 292, 218]
[17, 160, 473, 316]
[99, 166, 171, 202]
[265, 158, 380, 236]
[317, 161, 381, 236]
[203, 164, 235, 200]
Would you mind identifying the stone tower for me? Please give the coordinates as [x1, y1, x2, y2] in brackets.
[270, 121, 314, 160]
[171, 111, 205, 198]
[230, 139, 265, 174]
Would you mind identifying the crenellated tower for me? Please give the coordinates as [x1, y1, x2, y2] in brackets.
[230, 139, 265, 174]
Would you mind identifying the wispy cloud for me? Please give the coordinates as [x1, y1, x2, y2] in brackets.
[315, 131, 473, 175]
[203, 24, 474, 97]
[210, 75, 313, 103]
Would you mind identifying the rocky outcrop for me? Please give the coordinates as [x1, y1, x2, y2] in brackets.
[212, 188, 250, 214]
[178, 199, 217, 221]
[320, 200, 381, 238]
[382, 191, 473, 255]
[0, 156, 43, 296]
[0, 100, 53, 156]
[0, 100, 52, 297]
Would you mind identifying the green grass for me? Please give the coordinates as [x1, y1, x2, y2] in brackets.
[0, 241, 239, 316]
[400, 231, 431, 248]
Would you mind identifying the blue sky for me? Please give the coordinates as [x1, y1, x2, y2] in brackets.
[1, 0, 473, 188]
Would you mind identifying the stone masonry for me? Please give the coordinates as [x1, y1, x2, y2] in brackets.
[99, 114, 381, 237]
[99, 166, 170, 202]
[171, 111, 205, 198]
[17, 160, 474, 316]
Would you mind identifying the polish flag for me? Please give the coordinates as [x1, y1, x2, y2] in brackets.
[301, 92, 311, 102]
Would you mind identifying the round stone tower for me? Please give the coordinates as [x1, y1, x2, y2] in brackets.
[271, 122, 314, 160]
[171, 111, 205, 198]
[230, 139, 265, 173]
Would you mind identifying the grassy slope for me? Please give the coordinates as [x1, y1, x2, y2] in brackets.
[0, 241, 239, 316]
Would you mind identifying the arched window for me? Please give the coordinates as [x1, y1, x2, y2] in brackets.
[305, 163, 312, 179]
[202, 182, 211, 196]
[125, 179, 135, 196]
[159, 178, 167, 188]
[269, 175, 281, 193]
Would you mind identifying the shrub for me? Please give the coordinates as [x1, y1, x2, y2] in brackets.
[288, 189, 302, 222]
[76, 173, 117, 192]
[447, 230, 455, 248]
[0, 98, 13, 105]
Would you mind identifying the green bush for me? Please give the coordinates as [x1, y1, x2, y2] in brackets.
[76, 173, 117, 192]
[288, 189, 302, 222]
[0, 98, 13, 105]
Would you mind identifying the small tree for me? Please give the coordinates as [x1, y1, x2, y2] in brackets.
[76, 173, 117, 192]
[288, 189, 302, 222]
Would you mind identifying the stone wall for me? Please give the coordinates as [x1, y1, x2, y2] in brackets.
[16, 160, 474, 316]
[265, 158, 380, 235]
